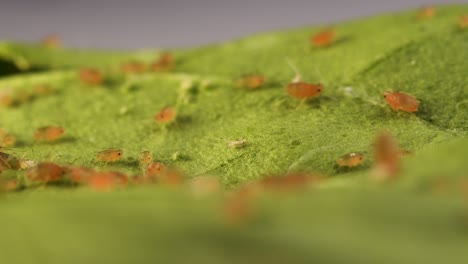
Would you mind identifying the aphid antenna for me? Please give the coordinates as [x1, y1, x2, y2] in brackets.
[284, 57, 302, 83]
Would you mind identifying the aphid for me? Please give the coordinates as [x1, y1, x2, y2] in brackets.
[120, 61, 147, 74]
[417, 6, 436, 19]
[155, 106, 177, 124]
[87, 171, 128, 191]
[15, 90, 34, 104]
[0, 90, 14, 107]
[286, 82, 323, 99]
[259, 173, 323, 192]
[146, 162, 166, 178]
[1, 133, 16, 147]
[235, 74, 265, 89]
[383, 91, 419, 112]
[34, 84, 56, 96]
[96, 149, 123, 163]
[228, 139, 248, 149]
[151, 52, 175, 72]
[79, 68, 103, 85]
[41, 34, 61, 48]
[0, 179, 19, 191]
[139, 151, 153, 168]
[190, 176, 221, 197]
[68, 167, 97, 184]
[311, 28, 336, 47]
[373, 131, 401, 180]
[26, 162, 66, 182]
[459, 15, 468, 29]
[34, 126, 65, 142]
[223, 185, 258, 225]
[159, 169, 185, 186]
[0, 152, 21, 171]
[336, 152, 365, 167]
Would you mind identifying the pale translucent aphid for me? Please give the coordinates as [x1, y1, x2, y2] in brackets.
[34, 126, 65, 142]
[311, 28, 336, 47]
[336, 152, 365, 167]
[96, 149, 123, 163]
[139, 151, 153, 168]
[383, 91, 419, 112]
[228, 139, 248, 149]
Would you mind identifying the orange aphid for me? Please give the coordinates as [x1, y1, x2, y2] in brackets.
[223, 185, 258, 225]
[34, 84, 56, 96]
[259, 172, 323, 192]
[0, 179, 19, 191]
[0, 90, 14, 107]
[383, 91, 419, 112]
[79, 68, 103, 85]
[459, 15, 468, 29]
[41, 34, 61, 48]
[87, 171, 128, 191]
[286, 82, 323, 99]
[235, 74, 265, 89]
[26, 162, 66, 182]
[160, 169, 185, 186]
[417, 6, 436, 19]
[311, 28, 336, 47]
[336, 152, 365, 167]
[373, 131, 401, 180]
[34, 126, 65, 142]
[155, 106, 177, 124]
[151, 52, 175, 72]
[1, 134, 16, 147]
[96, 149, 123, 162]
[147, 161, 166, 177]
[69, 167, 97, 184]
[120, 61, 147, 74]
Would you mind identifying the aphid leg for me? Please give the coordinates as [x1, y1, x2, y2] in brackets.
[285, 57, 302, 83]
[295, 98, 307, 110]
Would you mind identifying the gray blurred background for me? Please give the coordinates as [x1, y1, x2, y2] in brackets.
[0, 0, 464, 49]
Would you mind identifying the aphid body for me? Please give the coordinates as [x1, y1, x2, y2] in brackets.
[417, 6, 436, 19]
[34, 126, 65, 142]
[286, 82, 323, 99]
[120, 61, 147, 74]
[151, 52, 175, 72]
[41, 34, 61, 48]
[383, 91, 419, 112]
[155, 107, 177, 124]
[311, 29, 336, 47]
[459, 15, 468, 29]
[228, 139, 248, 149]
[336, 152, 365, 167]
[139, 151, 153, 168]
[26, 162, 66, 182]
[373, 131, 401, 180]
[79, 68, 103, 85]
[96, 149, 123, 162]
[235, 74, 265, 89]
